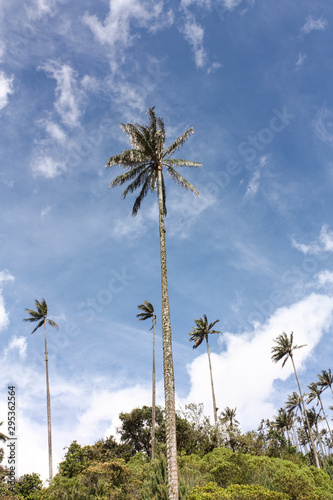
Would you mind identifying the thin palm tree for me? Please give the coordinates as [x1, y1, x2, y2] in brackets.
[188, 315, 221, 430]
[137, 300, 157, 460]
[107, 108, 201, 499]
[24, 299, 58, 481]
[306, 382, 333, 441]
[317, 369, 333, 397]
[271, 331, 320, 468]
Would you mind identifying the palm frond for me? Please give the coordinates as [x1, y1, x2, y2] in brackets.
[163, 159, 202, 168]
[31, 319, 45, 334]
[106, 149, 148, 168]
[109, 164, 149, 188]
[164, 128, 194, 157]
[120, 168, 152, 199]
[132, 174, 154, 216]
[165, 167, 199, 197]
[48, 319, 59, 330]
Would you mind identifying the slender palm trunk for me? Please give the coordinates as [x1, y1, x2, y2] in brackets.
[205, 336, 218, 429]
[290, 354, 320, 468]
[44, 318, 53, 481]
[157, 167, 178, 500]
[315, 422, 325, 458]
[318, 396, 333, 442]
[151, 314, 156, 461]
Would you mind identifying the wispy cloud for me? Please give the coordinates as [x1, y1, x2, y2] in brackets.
[0, 71, 14, 111]
[302, 15, 328, 35]
[3, 336, 27, 360]
[40, 61, 86, 128]
[317, 270, 333, 287]
[31, 152, 65, 178]
[0, 269, 14, 332]
[295, 53, 306, 68]
[291, 225, 333, 255]
[180, 14, 207, 68]
[244, 155, 268, 201]
[82, 0, 172, 70]
[314, 108, 333, 143]
[25, 0, 63, 20]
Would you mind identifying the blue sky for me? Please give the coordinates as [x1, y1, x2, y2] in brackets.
[1, 0, 333, 482]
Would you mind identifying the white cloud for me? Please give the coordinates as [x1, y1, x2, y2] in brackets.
[0, 40, 5, 62]
[302, 15, 328, 34]
[41, 206, 52, 218]
[40, 61, 85, 127]
[317, 270, 333, 286]
[295, 53, 306, 68]
[82, 0, 170, 69]
[25, 0, 64, 20]
[0, 71, 14, 111]
[181, 14, 207, 68]
[184, 293, 333, 429]
[43, 120, 67, 143]
[0, 270, 14, 332]
[3, 336, 27, 360]
[315, 108, 333, 143]
[292, 225, 333, 255]
[244, 155, 268, 201]
[31, 153, 66, 178]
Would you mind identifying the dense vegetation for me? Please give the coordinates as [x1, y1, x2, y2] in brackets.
[1, 403, 333, 499]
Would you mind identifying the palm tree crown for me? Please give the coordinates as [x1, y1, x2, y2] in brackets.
[137, 300, 156, 326]
[24, 298, 58, 334]
[271, 331, 306, 367]
[317, 369, 333, 394]
[107, 107, 201, 216]
[189, 314, 221, 349]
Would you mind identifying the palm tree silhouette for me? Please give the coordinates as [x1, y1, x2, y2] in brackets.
[271, 331, 320, 468]
[107, 108, 201, 499]
[317, 369, 333, 397]
[189, 315, 221, 430]
[274, 408, 294, 444]
[24, 298, 58, 480]
[220, 407, 239, 431]
[137, 301, 157, 460]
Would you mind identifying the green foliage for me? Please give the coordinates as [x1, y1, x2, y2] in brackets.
[58, 441, 89, 478]
[118, 406, 164, 455]
[14, 473, 43, 499]
[188, 482, 289, 499]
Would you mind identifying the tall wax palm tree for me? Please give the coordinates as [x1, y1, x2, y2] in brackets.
[271, 331, 320, 469]
[137, 301, 157, 460]
[318, 369, 333, 397]
[107, 108, 201, 499]
[307, 382, 333, 441]
[24, 299, 58, 481]
[188, 315, 221, 430]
